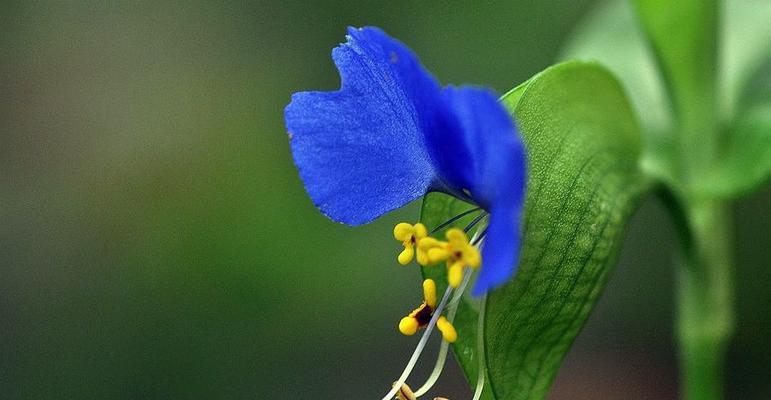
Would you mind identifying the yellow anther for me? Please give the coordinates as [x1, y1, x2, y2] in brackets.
[399, 316, 419, 336]
[394, 222, 429, 265]
[413, 223, 428, 238]
[423, 227, 483, 286]
[394, 222, 415, 241]
[446, 228, 468, 244]
[417, 237, 444, 266]
[447, 261, 464, 288]
[418, 237, 442, 251]
[397, 280, 459, 343]
[398, 247, 415, 265]
[416, 250, 429, 266]
[437, 316, 457, 343]
[463, 246, 481, 268]
[427, 247, 450, 264]
[423, 279, 437, 308]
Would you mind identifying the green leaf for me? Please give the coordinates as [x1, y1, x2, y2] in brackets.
[560, 0, 678, 191]
[722, 0, 771, 117]
[699, 57, 771, 197]
[564, 0, 771, 126]
[564, 0, 771, 199]
[632, 0, 724, 188]
[561, 0, 672, 135]
[421, 62, 653, 399]
[703, 5, 771, 198]
[632, 0, 718, 116]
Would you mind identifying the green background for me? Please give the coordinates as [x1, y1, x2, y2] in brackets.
[1, 1, 768, 399]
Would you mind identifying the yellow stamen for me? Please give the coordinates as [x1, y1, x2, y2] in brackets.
[394, 223, 415, 241]
[423, 279, 437, 308]
[427, 228, 482, 285]
[446, 228, 468, 244]
[416, 250, 429, 266]
[398, 280, 442, 338]
[398, 247, 415, 265]
[447, 261, 464, 288]
[413, 223, 427, 238]
[427, 247, 450, 264]
[418, 237, 443, 251]
[437, 316, 457, 343]
[464, 247, 481, 268]
[394, 222, 429, 265]
[418, 237, 444, 266]
[399, 316, 419, 336]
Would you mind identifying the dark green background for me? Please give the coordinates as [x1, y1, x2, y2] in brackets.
[1, 1, 768, 399]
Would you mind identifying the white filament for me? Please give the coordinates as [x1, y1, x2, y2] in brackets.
[380, 283, 454, 400]
[412, 270, 473, 397]
[471, 292, 487, 400]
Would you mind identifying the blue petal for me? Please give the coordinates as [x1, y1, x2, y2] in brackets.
[285, 27, 444, 225]
[473, 199, 524, 296]
[441, 87, 527, 295]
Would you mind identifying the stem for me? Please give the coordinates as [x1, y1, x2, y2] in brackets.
[471, 293, 487, 400]
[667, 2, 730, 396]
[677, 200, 735, 400]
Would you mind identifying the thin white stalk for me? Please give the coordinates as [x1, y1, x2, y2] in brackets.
[413, 271, 473, 397]
[471, 293, 487, 400]
[413, 227, 485, 398]
[381, 283, 454, 400]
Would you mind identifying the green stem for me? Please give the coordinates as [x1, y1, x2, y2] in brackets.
[677, 200, 735, 400]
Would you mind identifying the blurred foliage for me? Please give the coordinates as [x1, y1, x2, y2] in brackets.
[0, 1, 768, 399]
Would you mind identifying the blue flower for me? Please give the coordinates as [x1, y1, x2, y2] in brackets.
[285, 27, 527, 295]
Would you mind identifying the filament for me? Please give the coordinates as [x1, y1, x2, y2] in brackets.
[471, 227, 488, 246]
[463, 212, 488, 233]
[471, 293, 487, 400]
[381, 283, 455, 400]
[412, 270, 473, 397]
[430, 207, 482, 234]
[412, 227, 484, 398]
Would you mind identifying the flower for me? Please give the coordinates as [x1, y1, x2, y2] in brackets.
[284, 26, 527, 295]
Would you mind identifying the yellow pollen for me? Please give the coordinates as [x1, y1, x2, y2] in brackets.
[464, 247, 482, 268]
[418, 236, 442, 251]
[437, 316, 457, 343]
[394, 223, 415, 241]
[446, 228, 467, 244]
[394, 222, 429, 265]
[397, 280, 460, 342]
[427, 247, 450, 264]
[415, 250, 429, 266]
[399, 316, 419, 336]
[423, 279, 437, 308]
[448, 261, 464, 288]
[425, 228, 482, 286]
[398, 247, 415, 265]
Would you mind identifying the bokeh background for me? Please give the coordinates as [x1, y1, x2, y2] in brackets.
[1, 1, 769, 399]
